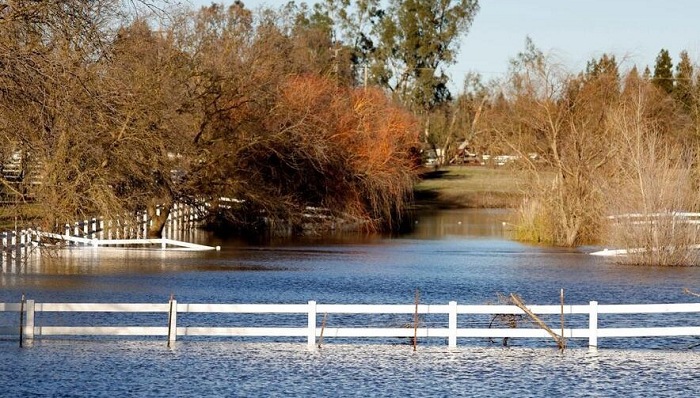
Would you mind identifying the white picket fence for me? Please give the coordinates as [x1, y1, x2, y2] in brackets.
[3, 299, 700, 350]
[54, 202, 205, 243]
[1, 203, 210, 269]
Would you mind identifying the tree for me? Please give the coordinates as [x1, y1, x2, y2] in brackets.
[674, 51, 694, 108]
[652, 49, 674, 95]
[0, 0, 423, 237]
[103, 19, 196, 237]
[585, 53, 619, 81]
[372, 0, 479, 113]
[428, 72, 488, 166]
[484, 41, 616, 246]
[0, 1, 126, 226]
[171, 3, 419, 234]
[604, 80, 700, 266]
[317, 0, 383, 85]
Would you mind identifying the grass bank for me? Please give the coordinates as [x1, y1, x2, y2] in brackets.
[413, 166, 530, 209]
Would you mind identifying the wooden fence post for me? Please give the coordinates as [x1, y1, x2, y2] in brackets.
[167, 296, 177, 346]
[589, 300, 598, 351]
[1, 232, 6, 271]
[24, 299, 35, 340]
[12, 231, 20, 268]
[448, 301, 457, 348]
[307, 301, 317, 350]
[19, 294, 24, 347]
[19, 230, 26, 258]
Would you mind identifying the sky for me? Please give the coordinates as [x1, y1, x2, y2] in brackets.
[188, 0, 700, 91]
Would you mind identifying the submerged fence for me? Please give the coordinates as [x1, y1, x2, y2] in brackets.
[3, 299, 700, 350]
[1, 203, 206, 270]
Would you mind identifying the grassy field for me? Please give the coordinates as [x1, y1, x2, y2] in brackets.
[413, 165, 532, 209]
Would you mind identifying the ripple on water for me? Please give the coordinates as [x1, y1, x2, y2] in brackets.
[1, 341, 699, 397]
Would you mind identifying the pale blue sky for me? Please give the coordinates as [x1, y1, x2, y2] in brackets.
[188, 0, 700, 90]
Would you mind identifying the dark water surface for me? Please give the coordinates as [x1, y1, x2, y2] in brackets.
[2, 209, 700, 396]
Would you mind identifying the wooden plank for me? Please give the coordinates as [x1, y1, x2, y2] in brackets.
[37, 303, 169, 312]
[455, 328, 569, 338]
[317, 304, 450, 314]
[598, 326, 700, 337]
[0, 303, 21, 311]
[178, 327, 307, 337]
[456, 304, 590, 315]
[598, 303, 700, 314]
[320, 328, 450, 338]
[177, 303, 309, 313]
[38, 326, 167, 336]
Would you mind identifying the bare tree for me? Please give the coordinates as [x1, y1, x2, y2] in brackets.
[603, 84, 700, 266]
[484, 46, 615, 246]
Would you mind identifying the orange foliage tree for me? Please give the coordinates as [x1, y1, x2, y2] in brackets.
[200, 74, 420, 233]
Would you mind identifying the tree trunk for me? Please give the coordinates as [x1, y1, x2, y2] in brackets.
[147, 203, 171, 238]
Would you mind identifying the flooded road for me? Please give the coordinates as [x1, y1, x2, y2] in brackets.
[2, 209, 700, 396]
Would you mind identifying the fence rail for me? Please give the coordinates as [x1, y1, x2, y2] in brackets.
[3, 299, 700, 350]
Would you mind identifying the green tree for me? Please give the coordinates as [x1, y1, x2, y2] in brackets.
[674, 50, 694, 111]
[317, 0, 383, 85]
[585, 53, 619, 81]
[652, 49, 674, 94]
[372, 0, 479, 113]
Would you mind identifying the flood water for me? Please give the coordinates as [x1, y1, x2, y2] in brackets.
[2, 208, 700, 397]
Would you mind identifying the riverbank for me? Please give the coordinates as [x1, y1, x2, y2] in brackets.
[1, 166, 527, 232]
[413, 166, 529, 209]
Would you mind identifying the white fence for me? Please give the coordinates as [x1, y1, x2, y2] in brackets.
[3, 299, 700, 350]
[592, 212, 700, 256]
[54, 203, 205, 243]
[1, 203, 208, 269]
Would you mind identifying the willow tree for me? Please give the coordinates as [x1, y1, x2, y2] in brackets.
[0, 1, 186, 235]
[103, 19, 196, 237]
[168, 3, 419, 234]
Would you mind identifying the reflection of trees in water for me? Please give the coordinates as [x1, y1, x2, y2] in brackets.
[409, 209, 511, 238]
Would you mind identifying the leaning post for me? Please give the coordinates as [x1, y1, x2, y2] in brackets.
[589, 301, 598, 351]
[307, 301, 317, 350]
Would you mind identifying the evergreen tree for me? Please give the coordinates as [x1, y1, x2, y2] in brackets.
[622, 66, 642, 97]
[674, 50, 694, 110]
[585, 53, 619, 81]
[652, 49, 674, 94]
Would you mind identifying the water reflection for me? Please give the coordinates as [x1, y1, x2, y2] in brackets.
[409, 208, 511, 239]
[2, 208, 700, 309]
